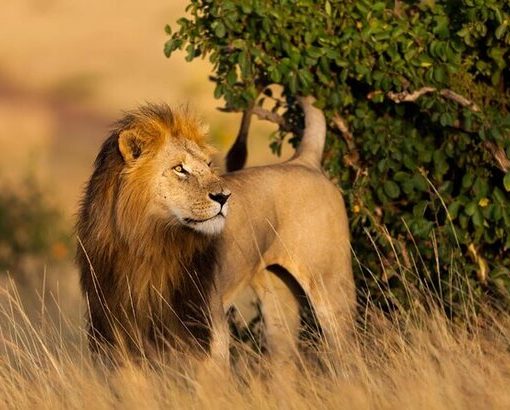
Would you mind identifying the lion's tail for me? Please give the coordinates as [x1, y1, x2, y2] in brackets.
[225, 95, 326, 172]
[292, 96, 326, 169]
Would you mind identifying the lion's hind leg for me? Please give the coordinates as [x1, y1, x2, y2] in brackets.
[297, 269, 356, 377]
[260, 263, 356, 375]
[251, 267, 302, 370]
[250, 266, 303, 400]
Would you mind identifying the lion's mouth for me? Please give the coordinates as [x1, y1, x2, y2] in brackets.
[181, 210, 227, 235]
[183, 212, 225, 225]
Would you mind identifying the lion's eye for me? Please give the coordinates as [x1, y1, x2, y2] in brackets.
[207, 161, 213, 167]
[173, 165, 188, 175]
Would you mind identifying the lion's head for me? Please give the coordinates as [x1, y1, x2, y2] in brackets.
[111, 104, 230, 237]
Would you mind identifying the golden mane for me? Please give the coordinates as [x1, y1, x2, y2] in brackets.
[115, 103, 208, 147]
[76, 104, 216, 361]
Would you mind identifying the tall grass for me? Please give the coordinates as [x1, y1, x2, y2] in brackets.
[1, 262, 510, 410]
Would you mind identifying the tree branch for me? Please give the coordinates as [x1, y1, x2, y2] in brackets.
[251, 106, 302, 135]
[251, 106, 286, 127]
[385, 86, 481, 112]
[386, 87, 436, 103]
[332, 113, 354, 143]
[483, 141, 510, 173]
[332, 113, 361, 170]
[438, 89, 481, 112]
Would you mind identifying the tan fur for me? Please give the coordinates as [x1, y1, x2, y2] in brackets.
[77, 101, 355, 368]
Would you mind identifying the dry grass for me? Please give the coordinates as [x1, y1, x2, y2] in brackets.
[1, 272, 510, 410]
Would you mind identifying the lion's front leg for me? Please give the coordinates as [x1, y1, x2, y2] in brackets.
[194, 290, 231, 384]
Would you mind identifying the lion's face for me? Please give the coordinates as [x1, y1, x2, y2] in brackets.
[117, 116, 230, 236]
[150, 137, 230, 235]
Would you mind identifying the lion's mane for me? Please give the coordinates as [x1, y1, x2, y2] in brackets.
[76, 105, 217, 359]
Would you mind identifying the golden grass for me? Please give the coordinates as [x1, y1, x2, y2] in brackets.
[1, 273, 510, 410]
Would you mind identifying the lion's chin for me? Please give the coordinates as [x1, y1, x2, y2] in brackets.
[183, 214, 226, 236]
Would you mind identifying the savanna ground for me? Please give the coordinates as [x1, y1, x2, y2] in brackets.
[1, 1, 510, 409]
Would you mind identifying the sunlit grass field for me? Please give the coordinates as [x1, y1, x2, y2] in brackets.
[1, 260, 510, 410]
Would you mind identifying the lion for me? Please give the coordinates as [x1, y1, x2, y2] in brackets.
[76, 97, 355, 370]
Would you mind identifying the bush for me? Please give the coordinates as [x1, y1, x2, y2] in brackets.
[0, 176, 69, 272]
[165, 0, 510, 314]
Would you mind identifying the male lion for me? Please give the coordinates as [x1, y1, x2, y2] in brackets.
[76, 97, 354, 369]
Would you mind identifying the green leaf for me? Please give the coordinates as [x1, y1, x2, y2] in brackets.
[393, 172, 409, 182]
[212, 21, 226, 38]
[238, 51, 250, 79]
[462, 173, 474, 189]
[413, 174, 428, 192]
[213, 84, 223, 99]
[288, 72, 297, 94]
[185, 44, 197, 62]
[494, 188, 507, 205]
[472, 208, 484, 228]
[447, 200, 461, 219]
[269, 66, 282, 83]
[325, 0, 332, 16]
[164, 38, 181, 57]
[495, 24, 507, 40]
[231, 39, 245, 49]
[413, 201, 428, 218]
[383, 180, 401, 199]
[465, 202, 477, 216]
[372, 2, 386, 13]
[433, 65, 446, 83]
[504, 173, 510, 192]
[227, 69, 237, 86]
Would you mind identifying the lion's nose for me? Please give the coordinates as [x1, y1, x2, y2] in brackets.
[209, 191, 231, 207]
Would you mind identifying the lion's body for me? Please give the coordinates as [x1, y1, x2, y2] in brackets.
[77, 101, 354, 367]
[219, 162, 352, 310]
[217, 160, 354, 365]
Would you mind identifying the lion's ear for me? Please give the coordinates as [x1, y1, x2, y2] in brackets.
[118, 130, 144, 162]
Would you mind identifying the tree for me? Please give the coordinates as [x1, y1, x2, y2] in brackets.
[165, 0, 510, 314]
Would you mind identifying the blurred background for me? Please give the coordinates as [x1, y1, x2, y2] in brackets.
[0, 0, 286, 332]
